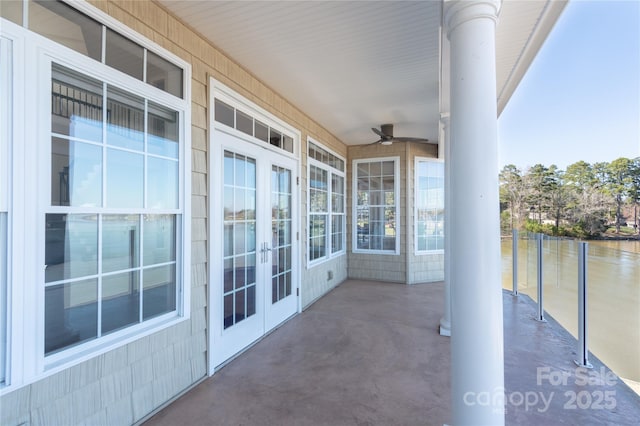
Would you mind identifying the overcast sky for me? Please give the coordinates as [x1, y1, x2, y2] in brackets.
[498, 0, 640, 172]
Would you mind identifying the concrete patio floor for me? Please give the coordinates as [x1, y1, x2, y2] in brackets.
[145, 280, 640, 425]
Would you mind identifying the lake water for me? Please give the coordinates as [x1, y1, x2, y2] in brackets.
[501, 238, 640, 385]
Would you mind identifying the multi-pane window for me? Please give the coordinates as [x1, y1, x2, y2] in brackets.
[214, 99, 295, 154]
[45, 63, 182, 355]
[22, 0, 183, 98]
[416, 159, 444, 253]
[307, 141, 345, 265]
[354, 158, 399, 253]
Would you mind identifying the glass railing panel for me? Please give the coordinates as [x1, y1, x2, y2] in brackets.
[587, 242, 640, 390]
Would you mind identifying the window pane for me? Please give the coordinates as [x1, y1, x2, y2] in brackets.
[236, 110, 253, 136]
[30, 0, 102, 61]
[332, 215, 343, 253]
[51, 138, 102, 207]
[143, 264, 176, 320]
[52, 64, 103, 141]
[215, 99, 234, 127]
[106, 87, 144, 151]
[106, 148, 143, 208]
[148, 102, 179, 158]
[309, 214, 326, 261]
[416, 161, 445, 252]
[146, 51, 183, 98]
[0, 213, 7, 384]
[102, 271, 139, 335]
[148, 157, 178, 209]
[105, 29, 143, 81]
[283, 135, 293, 153]
[269, 129, 281, 148]
[332, 175, 344, 213]
[102, 215, 139, 273]
[1, 0, 22, 25]
[45, 214, 98, 283]
[255, 120, 269, 143]
[45, 279, 98, 355]
[143, 215, 176, 266]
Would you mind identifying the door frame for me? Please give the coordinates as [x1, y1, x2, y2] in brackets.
[207, 78, 301, 375]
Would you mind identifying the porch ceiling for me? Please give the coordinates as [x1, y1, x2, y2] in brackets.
[159, 0, 567, 146]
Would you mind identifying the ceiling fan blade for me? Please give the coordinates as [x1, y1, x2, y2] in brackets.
[368, 139, 383, 145]
[393, 137, 430, 143]
[371, 127, 386, 138]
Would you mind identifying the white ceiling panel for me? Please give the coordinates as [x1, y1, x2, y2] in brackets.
[159, 0, 566, 146]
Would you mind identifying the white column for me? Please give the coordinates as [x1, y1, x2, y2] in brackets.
[444, 1, 504, 425]
[439, 115, 451, 337]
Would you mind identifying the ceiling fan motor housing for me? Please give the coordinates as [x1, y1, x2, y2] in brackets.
[381, 123, 394, 138]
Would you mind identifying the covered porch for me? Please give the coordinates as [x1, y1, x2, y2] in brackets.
[145, 280, 640, 425]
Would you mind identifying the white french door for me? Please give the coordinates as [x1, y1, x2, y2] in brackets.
[211, 129, 298, 368]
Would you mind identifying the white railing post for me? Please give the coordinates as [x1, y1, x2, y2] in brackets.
[512, 229, 518, 296]
[536, 233, 546, 322]
[575, 242, 593, 368]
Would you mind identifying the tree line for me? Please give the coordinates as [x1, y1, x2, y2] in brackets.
[499, 157, 640, 238]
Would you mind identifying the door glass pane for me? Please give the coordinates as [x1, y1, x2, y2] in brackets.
[148, 102, 179, 158]
[106, 148, 143, 208]
[45, 214, 98, 283]
[146, 51, 183, 98]
[143, 215, 176, 266]
[102, 215, 139, 273]
[51, 137, 102, 207]
[106, 87, 144, 151]
[271, 166, 292, 303]
[52, 64, 103, 142]
[223, 151, 256, 329]
[30, 0, 102, 61]
[102, 271, 139, 334]
[45, 278, 98, 355]
[105, 28, 143, 81]
[142, 264, 176, 319]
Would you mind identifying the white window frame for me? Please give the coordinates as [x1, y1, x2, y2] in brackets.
[0, 32, 15, 388]
[415, 157, 444, 255]
[306, 138, 346, 267]
[0, 0, 191, 392]
[352, 157, 400, 255]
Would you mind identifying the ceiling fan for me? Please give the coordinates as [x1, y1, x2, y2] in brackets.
[370, 124, 429, 145]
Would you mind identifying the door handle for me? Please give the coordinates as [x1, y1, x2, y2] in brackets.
[260, 243, 272, 263]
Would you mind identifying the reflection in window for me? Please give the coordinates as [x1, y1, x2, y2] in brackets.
[223, 151, 257, 328]
[0, 213, 7, 383]
[105, 28, 143, 81]
[45, 62, 183, 355]
[416, 160, 444, 252]
[51, 137, 102, 207]
[214, 99, 295, 153]
[51, 65, 103, 141]
[30, 0, 102, 60]
[355, 159, 398, 252]
[147, 51, 183, 98]
[148, 102, 179, 158]
[307, 141, 346, 264]
[45, 214, 98, 283]
[45, 279, 98, 354]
